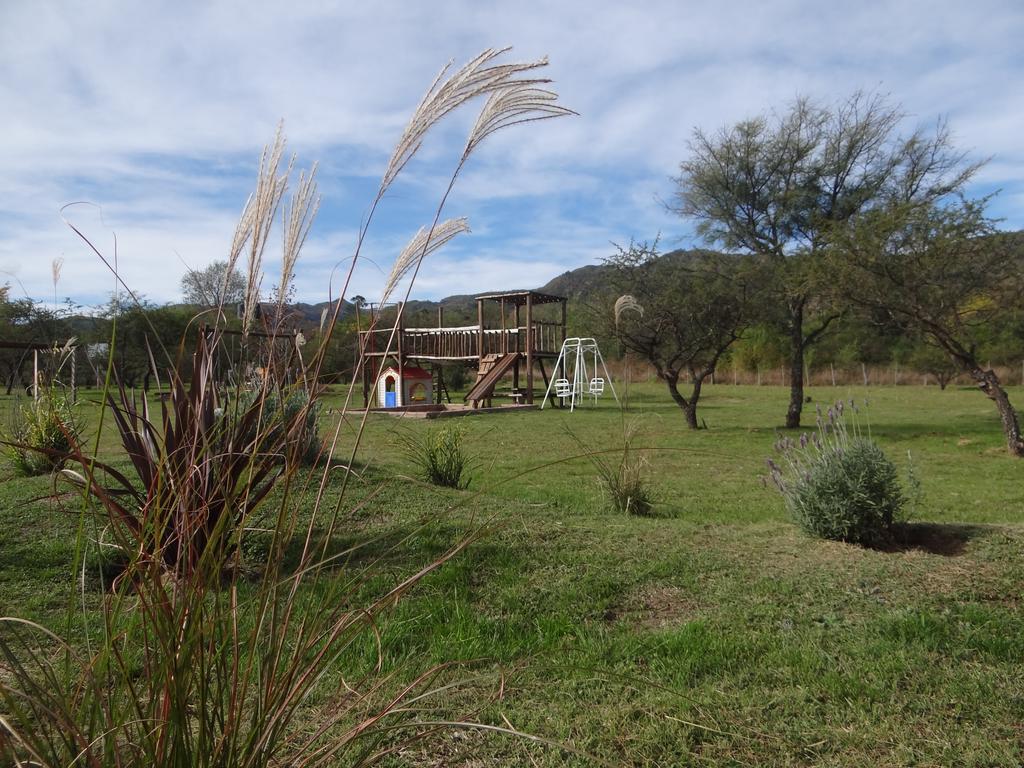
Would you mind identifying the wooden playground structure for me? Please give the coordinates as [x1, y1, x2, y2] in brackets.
[358, 290, 568, 410]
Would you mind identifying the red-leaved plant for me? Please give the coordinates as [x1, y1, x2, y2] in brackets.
[0, 48, 576, 767]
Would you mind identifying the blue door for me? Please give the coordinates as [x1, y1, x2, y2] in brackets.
[385, 391, 396, 408]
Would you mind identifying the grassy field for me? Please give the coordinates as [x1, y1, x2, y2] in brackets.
[2, 383, 1023, 765]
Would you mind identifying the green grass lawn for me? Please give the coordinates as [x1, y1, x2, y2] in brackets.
[2, 383, 1023, 765]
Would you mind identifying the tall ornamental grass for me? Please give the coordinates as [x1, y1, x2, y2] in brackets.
[0, 48, 573, 767]
[397, 422, 475, 489]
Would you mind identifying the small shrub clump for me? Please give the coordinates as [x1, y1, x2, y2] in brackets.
[575, 416, 654, 516]
[766, 400, 907, 546]
[2, 390, 80, 476]
[398, 422, 473, 489]
[236, 385, 323, 466]
[600, 448, 653, 516]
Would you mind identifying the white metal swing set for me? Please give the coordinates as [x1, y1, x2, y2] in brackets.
[540, 337, 619, 412]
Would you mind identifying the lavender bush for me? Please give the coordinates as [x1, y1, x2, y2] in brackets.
[766, 400, 907, 546]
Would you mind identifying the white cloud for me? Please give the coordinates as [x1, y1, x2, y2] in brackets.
[1, 0, 1022, 304]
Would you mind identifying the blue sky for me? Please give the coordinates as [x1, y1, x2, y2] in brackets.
[2, 0, 1023, 307]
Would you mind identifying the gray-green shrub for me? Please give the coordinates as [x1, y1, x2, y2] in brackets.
[767, 401, 907, 546]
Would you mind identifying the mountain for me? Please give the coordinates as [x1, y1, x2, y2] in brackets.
[285, 247, 714, 327]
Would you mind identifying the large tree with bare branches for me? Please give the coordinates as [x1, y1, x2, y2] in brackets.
[180, 260, 246, 307]
[672, 91, 981, 428]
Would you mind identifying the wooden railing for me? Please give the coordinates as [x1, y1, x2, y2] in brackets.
[360, 323, 564, 360]
[404, 325, 479, 359]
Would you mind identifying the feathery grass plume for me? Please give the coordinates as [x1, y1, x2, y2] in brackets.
[381, 218, 470, 304]
[50, 257, 64, 288]
[51, 257, 64, 320]
[243, 124, 291, 333]
[223, 194, 257, 299]
[464, 83, 576, 156]
[614, 294, 644, 327]
[278, 162, 321, 309]
[381, 47, 554, 191]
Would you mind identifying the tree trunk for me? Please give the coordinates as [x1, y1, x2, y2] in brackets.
[662, 370, 700, 430]
[5, 349, 31, 395]
[970, 367, 1024, 456]
[786, 302, 804, 429]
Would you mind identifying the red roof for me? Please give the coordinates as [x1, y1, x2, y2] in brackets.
[382, 365, 432, 379]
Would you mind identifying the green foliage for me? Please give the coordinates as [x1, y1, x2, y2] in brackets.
[443, 362, 468, 392]
[64, 332, 291, 578]
[236, 384, 323, 466]
[767, 401, 907, 546]
[908, 343, 959, 389]
[398, 422, 474, 489]
[2, 390, 80, 476]
[728, 324, 787, 373]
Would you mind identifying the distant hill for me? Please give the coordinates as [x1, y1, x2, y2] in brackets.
[297, 247, 715, 325]
[157, 231, 1024, 329]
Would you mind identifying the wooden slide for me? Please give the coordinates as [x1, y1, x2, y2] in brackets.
[464, 352, 520, 407]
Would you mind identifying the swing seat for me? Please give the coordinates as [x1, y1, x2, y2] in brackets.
[554, 378, 572, 397]
[589, 377, 605, 395]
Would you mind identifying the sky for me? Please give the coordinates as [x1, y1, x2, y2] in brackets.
[2, 0, 1023, 308]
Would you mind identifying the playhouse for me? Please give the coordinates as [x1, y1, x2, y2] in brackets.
[377, 364, 433, 408]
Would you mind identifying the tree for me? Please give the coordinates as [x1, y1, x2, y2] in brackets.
[181, 260, 246, 307]
[605, 242, 759, 429]
[0, 291, 71, 395]
[672, 91, 979, 427]
[830, 199, 1024, 456]
[908, 343, 959, 390]
[99, 297, 194, 389]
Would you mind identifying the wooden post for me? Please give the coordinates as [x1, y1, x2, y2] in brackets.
[560, 299, 567, 351]
[525, 293, 534, 404]
[477, 298, 484, 360]
[397, 302, 404, 407]
[32, 349, 39, 401]
[500, 297, 506, 354]
[515, 304, 521, 353]
[362, 353, 370, 408]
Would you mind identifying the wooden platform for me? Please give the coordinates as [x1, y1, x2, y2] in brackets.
[365, 403, 538, 419]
